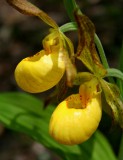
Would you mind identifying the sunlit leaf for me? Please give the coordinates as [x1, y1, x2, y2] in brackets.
[100, 79, 123, 128]
[6, 0, 58, 28]
[0, 92, 116, 160]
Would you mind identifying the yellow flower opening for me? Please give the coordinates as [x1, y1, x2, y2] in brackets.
[49, 79, 102, 145]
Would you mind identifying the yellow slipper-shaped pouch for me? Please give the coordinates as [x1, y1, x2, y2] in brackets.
[49, 79, 102, 145]
[15, 50, 65, 93]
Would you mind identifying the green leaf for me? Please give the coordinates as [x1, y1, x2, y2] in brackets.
[0, 92, 80, 159]
[79, 131, 116, 160]
[0, 92, 116, 160]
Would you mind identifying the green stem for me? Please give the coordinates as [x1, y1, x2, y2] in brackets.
[106, 68, 123, 81]
[118, 133, 123, 160]
[118, 41, 123, 72]
[94, 34, 109, 69]
[59, 22, 77, 33]
[63, 0, 77, 22]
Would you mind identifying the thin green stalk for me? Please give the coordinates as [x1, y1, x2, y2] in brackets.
[118, 133, 123, 160]
[118, 41, 123, 72]
[94, 34, 115, 83]
[59, 22, 77, 33]
[106, 68, 123, 81]
[117, 42, 123, 160]
[117, 42, 123, 96]
[94, 34, 109, 69]
[63, 0, 77, 22]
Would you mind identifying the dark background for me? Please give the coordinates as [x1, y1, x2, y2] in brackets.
[0, 0, 123, 159]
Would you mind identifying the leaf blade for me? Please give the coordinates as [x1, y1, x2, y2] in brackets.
[0, 92, 117, 160]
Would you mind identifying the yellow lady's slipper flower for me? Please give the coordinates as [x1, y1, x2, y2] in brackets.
[49, 79, 102, 145]
[15, 49, 65, 93]
[14, 29, 68, 93]
[10, 0, 76, 93]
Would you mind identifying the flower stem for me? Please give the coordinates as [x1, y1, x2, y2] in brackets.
[63, 0, 77, 22]
[118, 133, 123, 160]
[94, 34, 109, 69]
